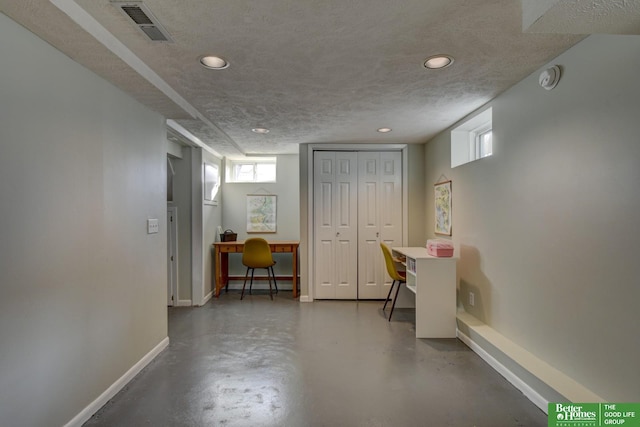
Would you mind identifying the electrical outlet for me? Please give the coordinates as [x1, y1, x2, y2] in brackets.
[147, 218, 159, 234]
[469, 291, 475, 307]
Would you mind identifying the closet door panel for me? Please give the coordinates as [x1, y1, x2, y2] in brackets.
[314, 152, 336, 298]
[335, 238, 357, 299]
[358, 151, 403, 299]
[315, 239, 335, 299]
[358, 238, 381, 299]
[314, 151, 357, 299]
[380, 152, 403, 241]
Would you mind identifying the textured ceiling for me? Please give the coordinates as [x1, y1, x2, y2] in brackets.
[1, 1, 636, 158]
[524, 0, 640, 34]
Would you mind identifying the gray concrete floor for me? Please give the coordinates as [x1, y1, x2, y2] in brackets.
[84, 291, 546, 427]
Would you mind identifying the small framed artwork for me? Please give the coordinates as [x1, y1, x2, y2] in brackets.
[246, 194, 277, 233]
[204, 163, 220, 205]
[434, 180, 452, 235]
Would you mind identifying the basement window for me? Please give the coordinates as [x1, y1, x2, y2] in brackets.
[451, 108, 493, 168]
[226, 158, 277, 183]
[477, 129, 493, 158]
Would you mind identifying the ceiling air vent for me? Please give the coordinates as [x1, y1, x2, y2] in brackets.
[111, 1, 173, 42]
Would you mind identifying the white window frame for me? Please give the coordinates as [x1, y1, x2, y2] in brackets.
[476, 128, 493, 159]
[225, 158, 277, 183]
[203, 162, 220, 205]
[471, 122, 492, 160]
[451, 107, 493, 168]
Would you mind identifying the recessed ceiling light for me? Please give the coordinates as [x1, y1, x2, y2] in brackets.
[423, 54, 454, 69]
[252, 128, 269, 134]
[377, 127, 392, 133]
[199, 55, 229, 70]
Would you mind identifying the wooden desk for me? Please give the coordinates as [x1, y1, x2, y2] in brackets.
[212, 241, 300, 298]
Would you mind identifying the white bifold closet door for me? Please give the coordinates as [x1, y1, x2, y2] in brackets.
[314, 150, 402, 300]
[314, 151, 358, 299]
[357, 151, 403, 299]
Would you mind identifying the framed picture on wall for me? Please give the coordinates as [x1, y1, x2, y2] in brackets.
[434, 180, 452, 235]
[247, 194, 277, 233]
[204, 163, 220, 205]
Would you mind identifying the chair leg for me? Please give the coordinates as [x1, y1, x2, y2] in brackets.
[249, 269, 255, 294]
[383, 280, 396, 311]
[241, 267, 251, 300]
[266, 268, 274, 300]
[270, 266, 278, 293]
[388, 280, 403, 322]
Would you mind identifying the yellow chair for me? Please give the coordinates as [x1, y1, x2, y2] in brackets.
[380, 243, 406, 321]
[241, 238, 278, 300]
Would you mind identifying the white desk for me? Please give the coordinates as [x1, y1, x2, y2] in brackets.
[392, 247, 457, 338]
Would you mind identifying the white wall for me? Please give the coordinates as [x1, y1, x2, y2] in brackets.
[203, 151, 222, 298]
[168, 146, 221, 304]
[171, 147, 194, 303]
[406, 144, 426, 247]
[221, 155, 300, 283]
[190, 148, 204, 304]
[299, 146, 310, 297]
[0, 14, 168, 426]
[424, 35, 640, 401]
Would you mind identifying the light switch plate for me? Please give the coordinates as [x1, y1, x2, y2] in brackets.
[147, 218, 159, 234]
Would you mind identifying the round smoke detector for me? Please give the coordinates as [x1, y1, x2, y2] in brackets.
[539, 65, 561, 90]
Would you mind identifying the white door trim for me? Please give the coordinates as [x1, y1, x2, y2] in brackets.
[167, 206, 178, 306]
[306, 144, 408, 301]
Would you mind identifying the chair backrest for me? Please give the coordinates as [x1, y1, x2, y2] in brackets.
[242, 238, 275, 268]
[380, 243, 405, 281]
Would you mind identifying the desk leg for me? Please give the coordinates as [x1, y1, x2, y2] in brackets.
[212, 249, 216, 298]
[221, 252, 229, 293]
[292, 248, 298, 299]
[214, 246, 221, 298]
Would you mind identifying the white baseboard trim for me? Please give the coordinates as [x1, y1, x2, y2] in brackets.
[64, 337, 169, 427]
[457, 329, 548, 413]
[456, 310, 604, 410]
[202, 291, 213, 305]
[299, 295, 312, 302]
[176, 299, 192, 307]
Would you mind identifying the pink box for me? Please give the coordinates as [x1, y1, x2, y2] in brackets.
[427, 239, 454, 257]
